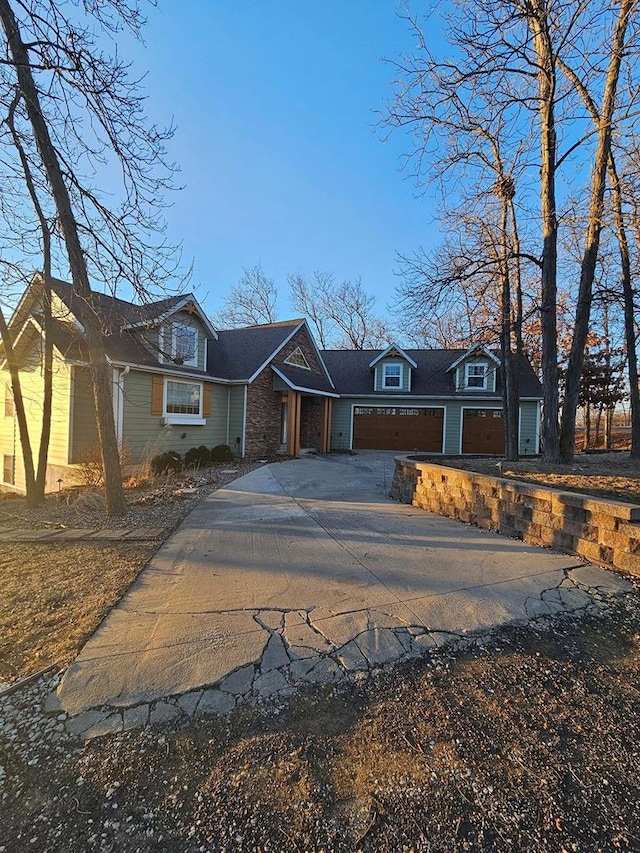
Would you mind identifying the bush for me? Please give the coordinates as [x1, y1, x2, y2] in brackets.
[211, 444, 234, 464]
[185, 445, 212, 469]
[77, 442, 134, 488]
[150, 451, 183, 477]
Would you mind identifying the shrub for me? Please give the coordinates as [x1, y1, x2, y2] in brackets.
[211, 444, 234, 464]
[76, 442, 134, 488]
[185, 445, 212, 469]
[150, 451, 183, 477]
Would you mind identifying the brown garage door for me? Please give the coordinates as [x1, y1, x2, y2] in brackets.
[462, 408, 505, 454]
[353, 407, 444, 451]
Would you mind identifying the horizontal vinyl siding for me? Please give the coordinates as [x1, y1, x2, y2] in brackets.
[519, 400, 539, 455]
[0, 352, 72, 491]
[70, 367, 99, 462]
[158, 311, 209, 371]
[122, 369, 228, 462]
[227, 385, 246, 456]
[330, 399, 353, 450]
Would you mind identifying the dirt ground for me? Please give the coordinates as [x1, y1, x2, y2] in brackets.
[3, 452, 640, 851]
[2, 596, 640, 851]
[0, 462, 261, 685]
[439, 451, 640, 505]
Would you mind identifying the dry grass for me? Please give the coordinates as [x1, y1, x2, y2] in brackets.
[442, 451, 640, 505]
[0, 542, 154, 682]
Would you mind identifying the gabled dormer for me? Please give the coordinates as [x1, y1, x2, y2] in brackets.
[447, 344, 500, 393]
[369, 343, 417, 392]
[128, 296, 217, 372]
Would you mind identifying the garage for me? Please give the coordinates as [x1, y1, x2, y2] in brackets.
[462, 408, 505, 454]
[353, 406, 444, 451]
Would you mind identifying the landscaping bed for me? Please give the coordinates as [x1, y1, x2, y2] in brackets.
[435, 451, 640, 506]
[0, 461, 261, 686]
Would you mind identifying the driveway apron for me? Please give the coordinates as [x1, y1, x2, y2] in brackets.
[54, 452, 632, 716]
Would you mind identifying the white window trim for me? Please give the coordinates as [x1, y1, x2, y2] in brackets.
[284, 346, 311, 370]
[2, 453, 15, 485]
[162, 378, 205, 425]
[382, 362, 403, 390]
[171, 322, 198, 367]
[465, 362, 488, 390]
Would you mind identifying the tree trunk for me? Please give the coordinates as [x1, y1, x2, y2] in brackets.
[0, 308, 37, 495]
[529, 5, 560, 462]
[0, 0, 125, 514]
[584, 402, 591, 450]
[8, 94, 53, 507]
[611, 163, 640, 458]
[498, 196, 518, 461]
[559, 0, 634, 463]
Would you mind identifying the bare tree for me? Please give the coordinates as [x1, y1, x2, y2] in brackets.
[558, 0, 638, 462]
[215, 264, 278, 328]
[385, 1, 640, 462]
[0, 0, 182, 513]
[288, 270, 335, 347]
[288, 271, 391, 349]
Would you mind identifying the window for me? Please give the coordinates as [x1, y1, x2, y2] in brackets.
[465, 363, 487, 389]
[165, 380, 201, 416]
[284, 347, 310, 369]
[382, 363, 402, 389]
[171, 323, 197, 366]
[3, 454, 14, 485]
[4, 385, 14, 418]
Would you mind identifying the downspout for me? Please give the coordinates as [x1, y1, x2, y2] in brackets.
[115, 366, 130, 448]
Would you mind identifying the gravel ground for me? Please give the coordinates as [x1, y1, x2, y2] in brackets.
[2, 587, 640, 852]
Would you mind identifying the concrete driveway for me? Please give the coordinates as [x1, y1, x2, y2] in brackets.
[54, 452, 631, 726]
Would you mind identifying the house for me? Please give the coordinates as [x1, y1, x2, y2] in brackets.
[0, 277, 542, 492]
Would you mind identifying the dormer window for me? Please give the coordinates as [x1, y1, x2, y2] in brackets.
[172, 322, 197, 366]
[466, 363, 487, 389]
[383, 363, 402, 389]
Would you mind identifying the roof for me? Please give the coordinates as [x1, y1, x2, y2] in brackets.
[272, 362, 337, 396]
[50, 278, 189, 334]
[207, 320, 305, 381]
[369, 343, 418, 369]
[321, 348, 542, 398]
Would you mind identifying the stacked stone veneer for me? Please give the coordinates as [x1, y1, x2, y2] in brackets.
[245, 327, 325, 457]
[391, 456, 640, 576]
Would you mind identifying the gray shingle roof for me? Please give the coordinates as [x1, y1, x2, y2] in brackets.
[320, 349, 542, 398]
[272, 361, 336, 395]
[208, 321, 304, 381]
[50, 278, 187, 333]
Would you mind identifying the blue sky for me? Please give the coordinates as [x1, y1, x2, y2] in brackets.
[125, 2, 444, 321]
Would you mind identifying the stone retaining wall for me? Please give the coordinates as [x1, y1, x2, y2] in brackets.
[391, 456, 640, 576]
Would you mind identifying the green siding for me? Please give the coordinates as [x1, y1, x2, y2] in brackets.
[519, 400, 539, 455]
[330, 399, 353, 450]
[374, 358, 411, 392]
[157, 311, 209, 371]
[227, 385, 246, 456]
[0, 337, 72, 491]
[121, 369, 228, 462]
[455, 359, 497, 393]
[70, 367, 99, 462]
